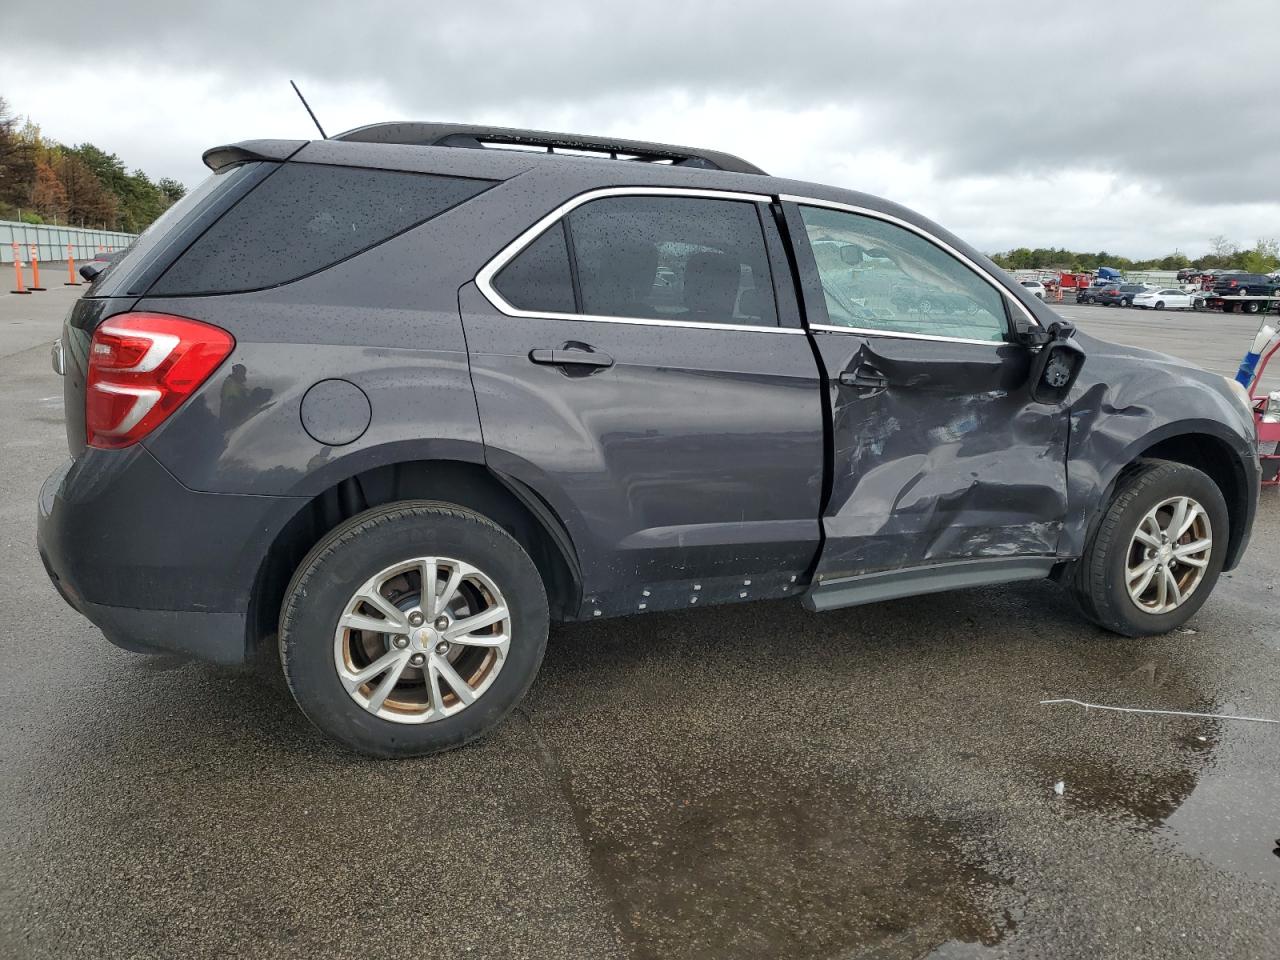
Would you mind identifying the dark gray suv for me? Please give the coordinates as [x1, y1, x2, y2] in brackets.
[37, 123, 1261, 756]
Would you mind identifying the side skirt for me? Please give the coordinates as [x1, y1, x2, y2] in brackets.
[802, 556, 1058, 613]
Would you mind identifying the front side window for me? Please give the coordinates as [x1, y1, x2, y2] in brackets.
[798, 205, 1008, 342]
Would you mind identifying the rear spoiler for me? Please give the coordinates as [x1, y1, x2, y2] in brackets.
[202, 139, 308, 172]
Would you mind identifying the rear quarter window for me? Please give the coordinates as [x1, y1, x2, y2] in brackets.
[492, 221, 576, 314]
[150, 164, 494, 295]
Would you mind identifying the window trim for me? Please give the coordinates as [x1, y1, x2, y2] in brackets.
[779, 194, 1042, 343]
[475, 186, 806, 335]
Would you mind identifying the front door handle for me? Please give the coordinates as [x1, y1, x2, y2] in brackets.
[838, 364, 888, 391]
[529, 347, 615, 369]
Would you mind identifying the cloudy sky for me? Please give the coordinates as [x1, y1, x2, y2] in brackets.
[3, 0, 1276, 257]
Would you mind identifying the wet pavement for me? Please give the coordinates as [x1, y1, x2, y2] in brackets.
[1, 287, 1277, 959]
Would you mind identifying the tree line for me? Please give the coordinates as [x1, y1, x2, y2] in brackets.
[991, 235, 1280, 275]
[0, 95, 185, 233]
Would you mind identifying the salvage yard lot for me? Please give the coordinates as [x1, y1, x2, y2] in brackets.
[1, 285, 1277, 960]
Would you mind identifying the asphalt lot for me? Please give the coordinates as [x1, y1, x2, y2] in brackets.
[1, 285, 1277, 960]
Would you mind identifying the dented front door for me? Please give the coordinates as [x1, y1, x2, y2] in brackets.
[808, 329, 1068, 581]
[781, 199, 1069, 584]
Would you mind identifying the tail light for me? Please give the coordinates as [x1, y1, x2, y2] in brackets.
[1229, 279, 1238, 287]
[86, 312, 234, 449]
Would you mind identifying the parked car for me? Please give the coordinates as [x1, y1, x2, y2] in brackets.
[1132, 288, 1193, 310]
[1076, 282, 1119, 304]
[1095, 283, 1152, 307]
[1176, 268, 1198, 282]
[37, 121, 1261, 756]
[1020, 279, 1046, 299]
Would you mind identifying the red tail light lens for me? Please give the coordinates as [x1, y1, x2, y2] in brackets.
[1229, 279, 1238, 287]
[86, 312, 234, 449]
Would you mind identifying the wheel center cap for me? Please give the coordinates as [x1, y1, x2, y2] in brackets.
[414, 627, 435, 648]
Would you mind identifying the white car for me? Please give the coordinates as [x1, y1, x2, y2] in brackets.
[1019, 279, 1046, 299]
[1132, 288, 1192, 311]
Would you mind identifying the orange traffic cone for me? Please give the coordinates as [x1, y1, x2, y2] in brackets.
[9, 243, 30, 295]
[27, 245, 46, 291]
[65, 244, 81, 286]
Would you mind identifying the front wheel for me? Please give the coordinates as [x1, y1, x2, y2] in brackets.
[279, 501, 550, 757]
[1070, 460, 1227, 636]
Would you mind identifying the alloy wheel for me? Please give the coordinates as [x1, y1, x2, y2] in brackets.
[333, 557, 511, 723]
[1125, 496, 1213, 615]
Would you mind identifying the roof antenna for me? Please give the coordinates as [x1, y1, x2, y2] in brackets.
[290, 80, 328, 139]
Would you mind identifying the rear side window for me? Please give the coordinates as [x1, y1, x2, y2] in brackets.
[568, 196, 778, 326]
[151, 164, 493, 295]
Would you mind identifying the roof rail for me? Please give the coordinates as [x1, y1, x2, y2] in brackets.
[330, 122, 767, 175]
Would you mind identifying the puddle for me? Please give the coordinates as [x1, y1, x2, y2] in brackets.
[1034, 710, 1279, 891]
[537, 741, 1017, 960]
[1039, 753, 1202, 828]
[1162, 721, 1280, 891]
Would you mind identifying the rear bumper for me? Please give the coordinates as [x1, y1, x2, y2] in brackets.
[37, 447, 304, 663]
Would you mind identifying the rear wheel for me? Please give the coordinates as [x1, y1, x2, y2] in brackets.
[1070, 460, 1227, 636]
[279, 501, 549, 757]
[1154, 301, 1165, 310]
[1242, 298, 1260, 314]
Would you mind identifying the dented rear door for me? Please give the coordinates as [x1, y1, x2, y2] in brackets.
[783, 200, 1069, 583]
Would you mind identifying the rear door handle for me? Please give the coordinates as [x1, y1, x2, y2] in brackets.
[529, 347, 615, 369]
[838, 364, 888, 390]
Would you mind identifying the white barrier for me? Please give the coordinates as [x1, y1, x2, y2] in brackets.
[0, 220, 136, 264]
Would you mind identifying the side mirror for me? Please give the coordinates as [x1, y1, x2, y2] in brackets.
[79, 263, 103, 282]
[1011, 313, 1051, 349]
[1026, 320, 1085, 404]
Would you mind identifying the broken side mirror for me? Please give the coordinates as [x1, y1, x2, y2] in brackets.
[1026, 320, 1085, 404]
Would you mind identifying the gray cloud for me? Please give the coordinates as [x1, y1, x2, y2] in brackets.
[13, 0, 1279, 203]
[5, 0, 1279, 253]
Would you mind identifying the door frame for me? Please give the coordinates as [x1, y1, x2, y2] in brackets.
[475, 185, 807, 334]
[776, 196, 1066, 610]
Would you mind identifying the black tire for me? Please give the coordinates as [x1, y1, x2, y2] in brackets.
[1242, 299, 1260, 314]
[1070, 460, 1228, 637]
[1222, 303, 1236, 313]
[279, 501, 549, 757]
[1154, 301, 1165, 310]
